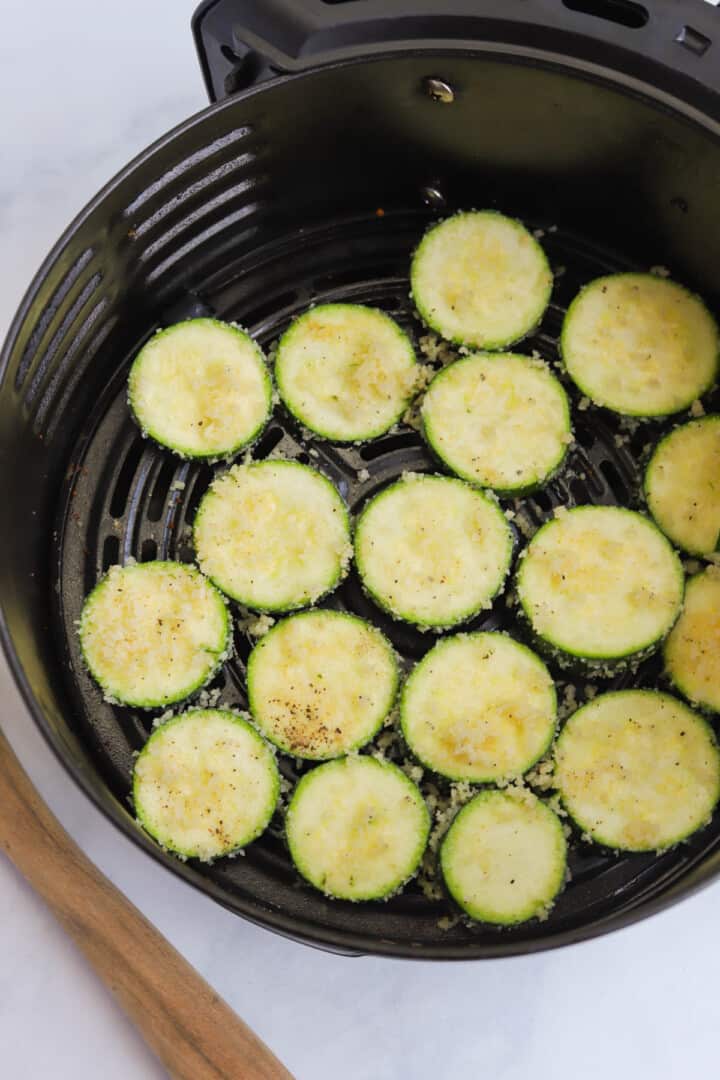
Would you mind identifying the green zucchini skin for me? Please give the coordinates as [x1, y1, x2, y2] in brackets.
[644, 415, 720, 557]
[400, 631, 557, 783]
[275, 303, 418, 443]
[128, 318, 272, 460]
[193, 460, 352, 613]
[247, 609, 399, 760]
[440, 788, 567, 925]
[354, 473, 514, 631]
[664, 568, 720, 715]
[78, 560, 231, 709]
[285, 756, 430, 901]
[421, 352, 572, 496]
[554, 690, 720, 851]
[410, 211, 553, 350]
[560, 274, 719, 418]
[515, 506, 684, 672]
[133, 709, 280, 861]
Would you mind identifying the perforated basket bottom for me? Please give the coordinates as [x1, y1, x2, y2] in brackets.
[54, 209, 720, 957]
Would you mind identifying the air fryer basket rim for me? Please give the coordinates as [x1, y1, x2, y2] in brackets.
[3, 44, 720, 959]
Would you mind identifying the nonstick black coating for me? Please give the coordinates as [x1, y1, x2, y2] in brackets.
[4, 51, 720, 957]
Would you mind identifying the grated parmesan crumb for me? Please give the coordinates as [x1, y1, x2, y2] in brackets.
[402, 402, 423, 431]
[690, 399, 706, 418]
[357, 467, 370, 483]
[559, 682, 578, 719]
[437, 915, 461, 931]
[649, 264, 671, 278]
[578, 396, 590, 411]
[525, 756, 555, 791]
[152, 708, 175, 729]
[196, 686, 223, 709]
[419, 333, 459, 368]
[170, 480, 186, 492]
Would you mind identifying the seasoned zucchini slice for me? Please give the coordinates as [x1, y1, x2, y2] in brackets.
[645, 415, 720, 556]
[554, 690, 720, 851]
[194, 461, 351, 612]
[440, 789, 567, 925]
[665, 567, 720, 714]
[286, 756, 430, 901]
[354, 474, 513, 630]
[128, 318, 271, 458]
[247, 610, 398, 759]
[410, 211, 553, 349]
[133, 709, 279, 861]
[275, 304, 417, 442]
[516, 506, 684, 667]
[401, 632, 556, 782]
[561, 274, 719, 417]
[421, 352, 571, 494]
[79, 561, 230, 708]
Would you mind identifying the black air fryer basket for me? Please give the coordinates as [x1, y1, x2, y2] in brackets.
[3, 0, 720, 959]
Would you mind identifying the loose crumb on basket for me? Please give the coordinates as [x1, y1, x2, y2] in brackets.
[418, 333, 460, 368]
[196, 687, 223, 709]
[558, 682, 578, 720]
[357, 467, 370, 483]
[526, 756, 555, 791]
[512, 505, 537, 539]
[417, 781, 476, 901]
[690, 399, 706, 418]
[402, 401, 423, 431]
[152, 708, 175, 729]
[437, 914, 461, 931]
[649, 264, 671, 278]
[236, 608, 276, 637]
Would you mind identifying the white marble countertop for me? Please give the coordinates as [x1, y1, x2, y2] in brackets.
[1, 3, 719, 1078]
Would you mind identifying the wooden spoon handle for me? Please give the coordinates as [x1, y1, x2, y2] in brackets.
[0, 727, 293, 1080]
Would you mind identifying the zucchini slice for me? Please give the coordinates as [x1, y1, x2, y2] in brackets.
[644, 416, 720, 556]
[286, 756, 430, 901]
[410, 211, 553, 349]
[665, 567, 720, 713]
[421, 352, 571, 494]
[554, 690, 720, 851]
[440, 789, 567, 925]
[133, 709, 279, 861]
[354, 474, 513, 630]
[561, 274, 719, 417]
[128, 318, 271, 458]
[275, 304, 417, 442]
[194, 461, 351, 612]
[79, 561, 230, 708]
[516, 506, 684, 667]
[247, 610, 398, 759]
[401, 632, 556, 782]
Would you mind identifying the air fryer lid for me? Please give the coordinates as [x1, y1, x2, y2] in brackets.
[2, 0, 720, 958]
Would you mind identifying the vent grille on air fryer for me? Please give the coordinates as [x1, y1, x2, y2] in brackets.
[123, 125, 268, 288]
[53, 208, 720, 950]
[14, 125, 269, 447]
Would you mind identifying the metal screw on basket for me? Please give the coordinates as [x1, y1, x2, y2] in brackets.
[423, 77, 455, 104]
[420, 184, 447, 209]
